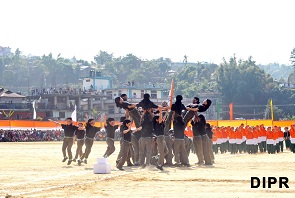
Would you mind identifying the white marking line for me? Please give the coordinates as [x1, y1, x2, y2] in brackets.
[10, 170, 136, 197]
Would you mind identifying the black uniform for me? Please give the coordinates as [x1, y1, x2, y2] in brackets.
[117, 126, 132, 170]
[61, 124, 78, 162]
[153, 121, 168, 167]
[74, 129, 85, 160]
[121, 101, 141, 128]
[139, 112, 154, 166]
[79, 125, 101, 163]
[103, 124, 119, 158]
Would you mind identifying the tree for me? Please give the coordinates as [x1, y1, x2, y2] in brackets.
[216, 56, 275, 119]
[258, 63, 293, 82]
[215, 55, 295, 120]
[55, 57, 78, 85]
[173, 62, 218, 97]
[94, 50, 113, 65]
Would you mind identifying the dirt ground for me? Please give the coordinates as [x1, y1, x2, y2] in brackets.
[1, 142, 295, 198]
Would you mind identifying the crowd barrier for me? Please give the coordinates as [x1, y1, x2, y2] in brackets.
[0, 120, 294, 130]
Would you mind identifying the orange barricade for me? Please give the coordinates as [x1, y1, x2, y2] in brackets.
[207, 120, 218, 127]
[246, 120, 273, 127]
[0, 120, 11, 129]
[273, 120, 295, 127]
[217, 120, 245, 127]
[10, 120, 35, 129]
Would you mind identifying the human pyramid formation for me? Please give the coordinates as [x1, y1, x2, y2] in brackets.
[50, 93, 295, 171]
[50, 93, 212, 170]
[112, 93, 212, 170]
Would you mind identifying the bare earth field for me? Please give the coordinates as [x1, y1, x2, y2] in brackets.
[1, 142, 295, 198]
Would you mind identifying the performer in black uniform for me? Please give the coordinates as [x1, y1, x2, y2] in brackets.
[78, 117, 101, 166]
[73, 122, 86, 162]
[116, 119, 142, 170]
[183, 98, 212, 126]
[49, 118, 78, 165]
[153, 108, 168, 170]
[103, 117, 121, 158]
[115, 97, 141, 128]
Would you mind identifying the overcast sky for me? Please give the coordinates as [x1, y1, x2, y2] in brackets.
[1, 0, 294, 65]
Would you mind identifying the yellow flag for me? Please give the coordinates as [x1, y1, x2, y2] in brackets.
[270, 99, 274, 120]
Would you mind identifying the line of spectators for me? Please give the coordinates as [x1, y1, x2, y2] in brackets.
[31, 86, 102, 96]
[0, 129, 63, 142]
[0, 128, 121, 142]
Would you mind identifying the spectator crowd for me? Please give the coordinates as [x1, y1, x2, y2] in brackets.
[0, 128, 119, 142]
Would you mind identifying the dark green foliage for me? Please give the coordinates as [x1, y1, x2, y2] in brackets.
[0, 48, 294, 120]
[216, 55, 295, 119]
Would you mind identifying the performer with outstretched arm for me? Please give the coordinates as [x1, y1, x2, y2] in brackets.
[171, 95, 196, 167]
[183, 98, 212, 126]
[73, 122, 86, 162]
[153, 108, 168, 170]
[136, 93, 168, 112]
[103, 117, 122, 158]
[78, 114, 101, 166]
[116, 119, 142, 170]
[49, 118, 79, 165]
[115, 97, 141, 128]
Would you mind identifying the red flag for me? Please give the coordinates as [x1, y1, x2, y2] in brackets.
[229, 103, 233, 120]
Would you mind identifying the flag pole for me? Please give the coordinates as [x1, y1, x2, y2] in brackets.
[71, 105, 77, 123]
[229, 103, 233, 120]
[270, 99, 274, 121]
[33, 100, 37, 120]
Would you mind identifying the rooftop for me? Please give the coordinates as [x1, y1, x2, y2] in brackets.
[0, 88, 25, 98]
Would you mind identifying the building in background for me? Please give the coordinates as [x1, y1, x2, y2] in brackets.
[0, 69, 219, 121]
[80, 66, 112, 91]
[102, 82, 169, 120]
[0, 88, 42, 120]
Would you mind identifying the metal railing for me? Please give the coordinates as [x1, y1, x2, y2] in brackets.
[0, 103, 32, 110]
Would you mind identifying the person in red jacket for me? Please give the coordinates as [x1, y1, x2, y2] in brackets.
[252, 127, 259, 154]
[266, 127, 274, 154]
[236, 127, 243, 153]
[246, 127, 254, 154]
[290, 124, 295, 153]
[278, 127, 284, 152]
[259, 124, 267, 152]
[212, 127, 219, 154]
[228, 127, 237, 154]
[273, 126, 279, 153]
